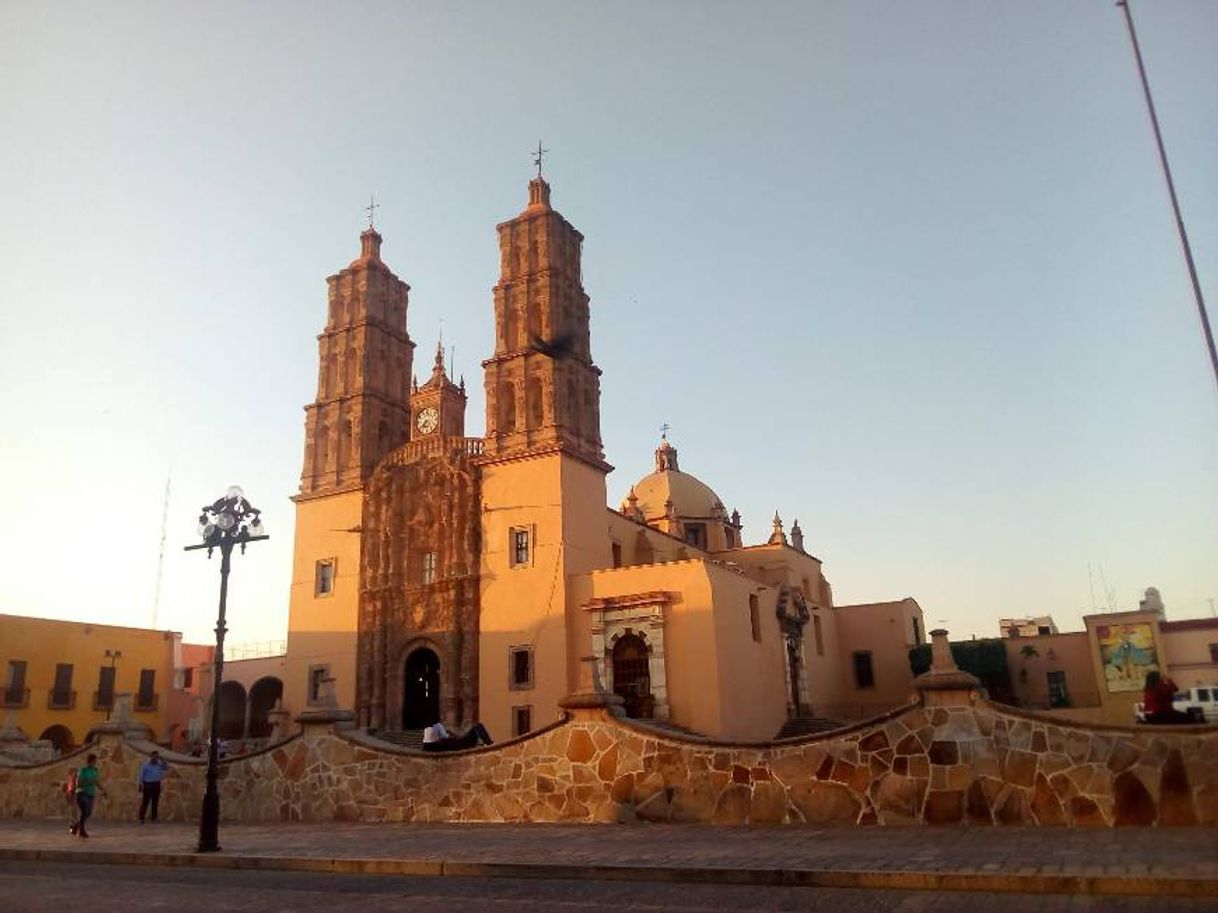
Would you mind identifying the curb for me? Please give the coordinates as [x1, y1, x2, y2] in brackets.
[0, 848, 1214, 898]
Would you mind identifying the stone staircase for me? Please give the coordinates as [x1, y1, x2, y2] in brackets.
[774, 716, 843, 739]
[366, 729, 425, 750]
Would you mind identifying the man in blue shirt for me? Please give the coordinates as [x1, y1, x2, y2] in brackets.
[137, 750, 169, 823]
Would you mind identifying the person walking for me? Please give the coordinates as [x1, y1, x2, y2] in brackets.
[137, 750, 169, 822]
[70, 753, 106, 838]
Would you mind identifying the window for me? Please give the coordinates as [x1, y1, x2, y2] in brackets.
[136, 669, 157, 710]
[801, 577, 811, 598]
[1037, 626, 1052, 636]
[611, 542, 622, 569]
[512, 705, 532, 737]
[510, 646, 534, 690]
[1047, 670, 1069, 708]
[96, 665, 116, 710]
[3, 660, 27, 707]
[510, 527, 531, 567]
[683, 523, 707, 550]
[911, 616, 923, 646]
[182, 667, 194, 689]
[308, 664, 330, 705]
[813, 614, 824, 656]
[1198, 688, 1211, 702]
[50, 663, 73, 708]
[852, 651, 875, 689]
[749, 595, 761, 642]
[1210, 644, 1218, 663]
[421, 551, 437, 585]
[315, 558, 336, 596]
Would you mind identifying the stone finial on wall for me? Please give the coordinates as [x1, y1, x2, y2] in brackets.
[559, 656, 625, 718]
[266, 699, 293, 743]
[913, 629, 981, 706]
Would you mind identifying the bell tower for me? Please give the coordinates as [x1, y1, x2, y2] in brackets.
[482, 176, 605, 466]
[300, 227, 415, 494]
[286, 225, 414, 717]
[478, 174, 612, 741]
[410, 340, 467, 439]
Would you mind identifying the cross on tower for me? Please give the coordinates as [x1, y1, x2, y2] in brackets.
[364, 194, 380, 230]
[532, 140, 548, 179]
[660, 422, 671, 440]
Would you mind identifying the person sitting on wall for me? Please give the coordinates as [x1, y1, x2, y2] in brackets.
[1142, 671, 1191, 724]
[421, 719, 494, 752]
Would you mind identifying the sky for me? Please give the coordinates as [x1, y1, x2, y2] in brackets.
[1, 1, 1216, 651]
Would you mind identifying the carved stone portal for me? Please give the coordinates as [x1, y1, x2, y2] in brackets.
[357, 438, 481, 731]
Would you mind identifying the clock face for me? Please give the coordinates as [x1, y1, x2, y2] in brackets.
[416, 406, 439, 435]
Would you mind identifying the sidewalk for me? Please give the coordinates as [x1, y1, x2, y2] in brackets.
[1, 818, 1215, 898]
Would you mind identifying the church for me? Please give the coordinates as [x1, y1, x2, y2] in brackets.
[281, 173, 925, 743]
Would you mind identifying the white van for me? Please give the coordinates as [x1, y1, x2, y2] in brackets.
[1135, 685, 1217, 723]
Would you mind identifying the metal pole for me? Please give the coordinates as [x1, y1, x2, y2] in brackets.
[1117, 0, 1218, 396]
[198, 543, 231, 853]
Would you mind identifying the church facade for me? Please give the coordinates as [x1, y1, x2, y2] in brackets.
[282, 176, 925, 742]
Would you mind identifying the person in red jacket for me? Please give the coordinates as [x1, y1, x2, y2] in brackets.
[1143, 671, 1191, 724]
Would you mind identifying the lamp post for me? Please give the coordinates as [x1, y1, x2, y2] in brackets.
[185, 485, 267, 854]
[103, 649, 121, 721]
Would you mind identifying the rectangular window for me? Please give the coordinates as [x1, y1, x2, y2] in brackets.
[512, 705, 532, 737]
[136, 669, 157, 710]
[50, 663, 73, 708]
[911, 616, 923, 646]
[683, 523, 707, 550]
[96, 665, 116, 710]
[611, 542, 622, 569]
[315, 558, 336, 596]
[3, 660, 27, 706]
[1210, 643, 1218, 663]
[510, 527, 531, 567]
[1196, 688, 1210, 703]
[308, 664, 330, 704]
[1047, 670, 1069, 708]
[509, 646, 534, 690]
[813, 614, 824, 656]
[1037, 626, 1052, 636]
[421, 551, 437, 585]
[182, 667, 194, 689]
[852, 651, 875, 689]
[749, 594, 761, 642]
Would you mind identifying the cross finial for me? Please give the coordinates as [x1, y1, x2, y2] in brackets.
[660, 422, 671, 440]
[365, 194, 380, 230]
[533, 140, 548, 179]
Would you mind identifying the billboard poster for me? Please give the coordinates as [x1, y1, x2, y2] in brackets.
[1096, 622, 1159, 694]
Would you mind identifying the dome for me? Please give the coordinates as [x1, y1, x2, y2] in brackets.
[622, 437, 726, 522]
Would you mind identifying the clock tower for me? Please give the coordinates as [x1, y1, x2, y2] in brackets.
[410, 340, 467, 438]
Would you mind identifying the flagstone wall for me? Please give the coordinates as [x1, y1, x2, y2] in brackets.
[2, 695, 1216, 827]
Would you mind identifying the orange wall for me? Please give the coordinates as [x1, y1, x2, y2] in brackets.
[833, 599, 924, 715]
[284, 489, 363, 716]
[1003, 632, 1097, 710]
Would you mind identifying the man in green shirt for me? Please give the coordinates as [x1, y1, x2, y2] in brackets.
[70, 753, 106, 839]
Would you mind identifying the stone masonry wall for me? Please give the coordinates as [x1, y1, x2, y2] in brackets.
[2, 698, 1216, 827]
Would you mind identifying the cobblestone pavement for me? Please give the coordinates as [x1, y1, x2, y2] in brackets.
[1, 818, 1215, 880]
[4, 862, 1216, 913]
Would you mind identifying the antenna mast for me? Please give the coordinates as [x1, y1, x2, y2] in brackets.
[152, 473, 171, 629]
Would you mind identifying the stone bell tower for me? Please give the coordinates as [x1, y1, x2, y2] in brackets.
[286, 225, 415, 716]
[478, 174, 612, 740]
[482, 176, 605, 465]
[300, 227, 415, 494]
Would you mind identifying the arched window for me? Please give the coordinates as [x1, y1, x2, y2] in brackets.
[247, 677, 284, 739]
[217, 681, 247, 740]
[500, 383, 517, 433]
[504, 301, 519, 351]
[526, 375, 544, 428]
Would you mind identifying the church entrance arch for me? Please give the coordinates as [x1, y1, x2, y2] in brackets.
[402, 647, 440, 729]
[612, 634, 653, 719]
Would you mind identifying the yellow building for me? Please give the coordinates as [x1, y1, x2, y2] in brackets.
[281, 175, 926, 742]
[0, 614, 191, 752]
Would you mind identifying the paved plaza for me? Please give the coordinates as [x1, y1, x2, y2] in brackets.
[0, 818, 1215, 899]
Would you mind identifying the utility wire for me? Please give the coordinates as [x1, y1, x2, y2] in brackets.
[1117, 1, 1218, 397]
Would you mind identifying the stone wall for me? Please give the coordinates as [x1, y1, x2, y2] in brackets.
[2, 697, 1216, 827]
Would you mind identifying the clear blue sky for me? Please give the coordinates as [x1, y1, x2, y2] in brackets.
[2, 1, 1215, 649]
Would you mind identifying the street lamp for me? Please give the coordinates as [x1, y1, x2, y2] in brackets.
[103, 649, 121, 721]
[185, 485, 267, 854]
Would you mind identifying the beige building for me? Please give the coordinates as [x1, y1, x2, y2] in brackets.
[279, 175, 925, 742]
[1001, 590, 1218, 725]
